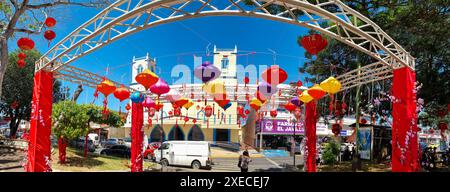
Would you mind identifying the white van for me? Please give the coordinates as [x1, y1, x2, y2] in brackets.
[154, 141, 212, 169]
[88, 133, 99, 147]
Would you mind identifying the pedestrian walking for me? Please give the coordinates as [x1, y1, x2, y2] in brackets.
[238, 151, 252, 172]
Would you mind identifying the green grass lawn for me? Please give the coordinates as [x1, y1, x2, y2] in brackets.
[52, 147, 156, 172]
[317, 161, 391, 172]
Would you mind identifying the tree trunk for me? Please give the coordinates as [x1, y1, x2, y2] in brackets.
[0, 37, 8, 98]
[84, 133, 88, 159]
[9, 116, 17, 138]
[72, 85, 83, 102]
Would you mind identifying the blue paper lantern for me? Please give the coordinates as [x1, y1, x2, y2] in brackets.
[130, 92, 145, 103]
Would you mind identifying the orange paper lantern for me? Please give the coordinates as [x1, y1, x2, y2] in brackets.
[135, 69, 159, 90]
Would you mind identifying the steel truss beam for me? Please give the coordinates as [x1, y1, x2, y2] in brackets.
[39, 0, 414, 93]
[55, 65, 138, 92]
[337, 61, 392, 91]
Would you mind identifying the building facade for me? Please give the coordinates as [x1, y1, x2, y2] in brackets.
[124, 47, 242, 144]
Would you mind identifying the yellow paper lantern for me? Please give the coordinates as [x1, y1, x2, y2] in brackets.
[202, 80, 226, 95]
[299, 90, 314, 103]
[320, 77, 341, 94]
[183, 100, 194, 109]
[308, 84, 326, 99]
[250, 97, 262, 111]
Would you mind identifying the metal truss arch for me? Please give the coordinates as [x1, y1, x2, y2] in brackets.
[37, 0, 415, 92]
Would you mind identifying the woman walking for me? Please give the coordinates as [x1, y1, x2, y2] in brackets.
[238, 151, 252, 172]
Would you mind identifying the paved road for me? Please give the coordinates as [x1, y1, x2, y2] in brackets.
[147, 156, 303, 172]
[0, 148, 24, 172]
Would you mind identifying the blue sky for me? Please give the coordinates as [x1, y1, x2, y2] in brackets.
[13, 5, 315, 110]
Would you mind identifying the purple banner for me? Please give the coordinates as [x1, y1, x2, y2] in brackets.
[257, 119, 305, 135]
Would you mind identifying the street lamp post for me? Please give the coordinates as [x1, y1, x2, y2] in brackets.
[293, 119, 296, 168]
[160, 107, 164, 172]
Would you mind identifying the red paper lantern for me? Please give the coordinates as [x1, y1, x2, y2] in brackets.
[17, 37, 35, 50]
[184, 116, 189, 123]
[44, 30, 56, 41]
[332, 123, 342, 136]
[204, 105, 213, 117]
[237, 105, 245, 117]
[154, 102, 163, 111]
[245, 109, 250, 115]
[113, 85, 130, 102]
[438, 122, 448, 132]
[125, 103, 131, 111]
[244, 77, 250, 85]
[284, 102, 296, 113]
[296, 80, 303, 87]
[18, 52, 26, 60]
[193, 119, 197, 124]
[17, 59, 26, 68]
[148, 108, 156, 117]
[429, 129, 435, 134]
[204, 105, 213, 129]
[45, 17, 57, 28]
[270, 110, 277, 118]
[360, 118, 367, 124]
[437, 110, 447, 118]
[300, 34, 328, 55]
[245, 93, 250, 101]
[173, 107, 181, 117]
[10, 101, 18, 109]
[261, 65, 288, 85]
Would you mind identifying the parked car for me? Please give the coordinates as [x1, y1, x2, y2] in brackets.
[102, 138, 120, 148]
[73, 138, 95, 152]
[100, 145, 131, 158]
[123, 138, 131, 147]
[144, 142, 161, 160]
[154, 141, 212, 169]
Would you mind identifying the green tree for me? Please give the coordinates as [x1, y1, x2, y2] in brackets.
[52, 101, 90, 140]
[52, 101, 124, 162]
[0, 49, 66, 138]
[322, 141, 340, 165]
[0, 0, 110, 98]
[296, 1, 449, 119]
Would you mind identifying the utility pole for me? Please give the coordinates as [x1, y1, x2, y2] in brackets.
[160, 107, 164, 172]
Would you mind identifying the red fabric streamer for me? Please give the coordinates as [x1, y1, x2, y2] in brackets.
[305, 101, 317, 172]
[131, 102, 144, 172]
[392, 67, 419, 172]
[58, 137, 67, 164]
[27, 70, 53, 172]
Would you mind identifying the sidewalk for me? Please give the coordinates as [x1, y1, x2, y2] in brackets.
[210, 147, 264, 158]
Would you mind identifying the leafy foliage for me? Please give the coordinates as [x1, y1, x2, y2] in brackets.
[52, 101, 90, 140]
[52, 101, 125, 140]
[0, 49, 65, 137]
[322, 141, 340, 165]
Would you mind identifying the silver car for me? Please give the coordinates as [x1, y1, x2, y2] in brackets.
[102, 138, 120, 149]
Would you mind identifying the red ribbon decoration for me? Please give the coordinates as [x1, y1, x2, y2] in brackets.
[27, 70, 53, 172]
[392, 67, 419, 172]
[305, 101, 317, 172]
[131, 102, 144, 172]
